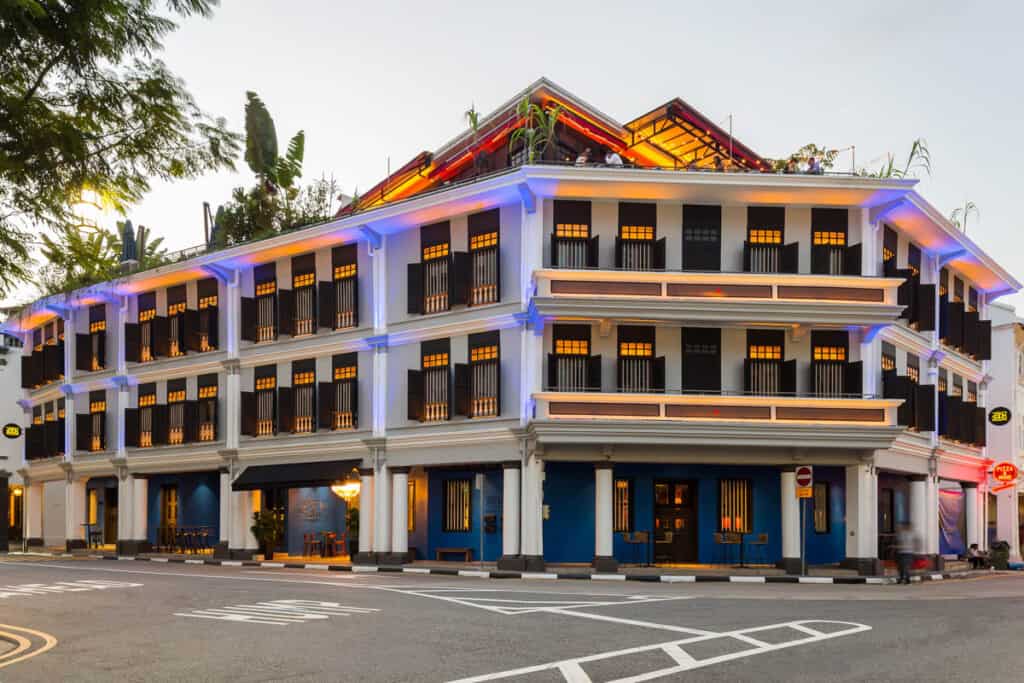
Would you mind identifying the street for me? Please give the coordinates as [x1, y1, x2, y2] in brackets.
[0, 559, 1021, 681]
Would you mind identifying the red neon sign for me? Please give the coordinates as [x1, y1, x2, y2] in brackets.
[992, 462, 1018, 483]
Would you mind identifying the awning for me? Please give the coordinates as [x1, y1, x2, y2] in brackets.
[231, 460, 361, 491]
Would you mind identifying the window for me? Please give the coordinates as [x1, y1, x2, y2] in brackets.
[879, 488, 894, 535]
[968, 287, 979, 313]
[681, 327, 721, 392]
[138, 388, 156, 448]
[552, 200, 592, 269]
[422, 346, 450, 422]
[938, 368, 948, 394]
[469, 209, 500, 305]
[332, 244, 358, 329]
[811, 208, 848, 275]
[89, 394, 106, 452]
[881, 342, 896, 372]
[167, 285, 186, 357]
[88, 304, 106, 370]
[953, 276, 964, 303]
[551, 325, 592, 391]
[747, 330, 785, 396]
[813, 345, 846, 361]
[682, 205, 721, 272]
[939, 267, 949, 298]
[197, 375, 217, 442]
[720, 479, 751, 533]
[57, 397, 65, 420]
[443, 479, 471, 532]
[422, 222, 451, 314]
[811, 331, 848, 396]
[746, 207, 787, 273]
[255, 264, 277, 342]
[197, 277, 218, 352]
[332, 355, 358, 430]
[255, 368, 276, 436]
[613, 478, 632, 532]
[408, 480, 416, 532]
[468, 332, 500, 418]
[813, 482, 829, 533]
[138, 292, 156, 362]
[882, 226, 897, 270]
[292, 363, 315, 433]
[292, 253, 316, 336]
[906, 354, 920, 385]
[966, 381, 977, 404]
[617, 326, 656, 393]
[617, 202, 657, 271]
[907, 243, 921, 279]
[167, 381, 185, 445]
[951, 374, 963, 397]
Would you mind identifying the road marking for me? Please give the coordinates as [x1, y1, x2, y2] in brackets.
[448, 620, 871, 682]
[0, 624, 58, 670]
[174, 599, 380, 626]
[0, 579, 142, 600]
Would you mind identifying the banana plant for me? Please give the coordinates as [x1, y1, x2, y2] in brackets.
[508, 96, 562, 164]
[950, 201, 979, 233]
[243, 91, 305, 193]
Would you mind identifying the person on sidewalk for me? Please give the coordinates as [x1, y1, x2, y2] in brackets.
[895, 523, 918, 584]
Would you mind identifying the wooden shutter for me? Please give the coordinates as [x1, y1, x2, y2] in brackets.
[408, 370, 424, 422]
[20, 355, 32, 389]
[742, 242, 752, 272]
[450, 252, 470, 306]
[915, 284, 936, 331]
[781, 243, 799, 274]
[241, 297, 257, 341]
[916, 384, 936, 432]
[780, 359, 797, 394]
[586, 235, 600, 268]
[277, 386, 293, 434]
[318, 382, 334, 429]
[743, 358, 752, 393]
[76, 413, 91, 451]
[124, 408, 139, 448]
[653, 238, 666, 270]
[42, 343, 62, 381]
[549, 233, 559, 267]
[318, 281, 335, 329]
[349, 380, 359, 429]
[810, 245, 829, 275]
[277, 288, 294, 337]
[182, 401, 198, 442]
[547, 354, 558, 390]
[124, 323, 140, 362]
[96, 330, 106, 368]
[652, 356, 666, 393]
[843, 243, 862, 276]
[152, 316, 169, 357]
[206, 307, 219, 349]
[152, 404, 169, 445]
[44, 420, 61, 456]
[454, 363, 471, 416]
[75, 334, 91, 370]
[241, 391, 256, 436]
[976, 320, 992, 360]
[587, 355, 602, 392]
[963, 310, 979, 356]
[184, 308, 200, 351]
[896, 269, 915, 320]
[974, 406, 986, 447]
[947, 301, 964, 349]
[613, 236, 623, 268]
[844, 361, 863, 396]
[447, 366, 455, 421]
[407, 263, 423, 315]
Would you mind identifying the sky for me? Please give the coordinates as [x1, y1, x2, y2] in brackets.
[8, 0, 1024, 307]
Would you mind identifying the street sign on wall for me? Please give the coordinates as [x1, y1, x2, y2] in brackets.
[989, 407, 1012, 426]
[795, 465, 813, 498]
[2, 423, 21, 439]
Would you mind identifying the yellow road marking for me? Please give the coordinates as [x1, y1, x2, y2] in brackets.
[0, 631, 32, 661]
[0, 624, 58, 669]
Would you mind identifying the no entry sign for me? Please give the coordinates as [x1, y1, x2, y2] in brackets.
[795, 465, 813, 498]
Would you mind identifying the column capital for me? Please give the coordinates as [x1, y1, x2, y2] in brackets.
[110, 374, 132, 390]
[221, 358, 241, 375]
[366, 335, 389, 350]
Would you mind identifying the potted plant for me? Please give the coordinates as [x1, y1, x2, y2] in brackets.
[346, 507, 359, 558]
[251, 507, 285, 561]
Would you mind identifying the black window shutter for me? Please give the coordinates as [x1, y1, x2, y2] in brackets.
[547, 353, 558, 390]
[915, 284, 936, 331]
[277, 289, 294, 337]
[124, 323, 140, 362]
[277, 386, 293, 433]
[184, 308, 200, 351]
[587, 235, 600, 268]
[614, 236, 623, 268]
[75, 334, 91, 371]
[916, 384, 935, 432]
[653, 238, 666, 270]
[97, 330, 106, 368]
[743, 358, 752, 393]
[318, 382, 334, 429]
[947, 301, 964, 349]
[810, 245, 829, 275]
[407, 263, 423, 315]
[125, 408, 139, 448]
[844, 243, 862, 276]
[742, 242, 752, 272]
[451, 252, 470, 306]
[587, 354, 602, 391]
[184, 401, 199, 443]
[976, 320, 992, 360]
[959, 399, 974, 444]
[963, 310, 979, 356]
[152, 404, 169, 445]
[206, 307, 219, 349]
[350, 380, 359, 429]
[494, 248, 501, 303]
[43, 343, 62, 381]
[844, 361, 863, 396]
[896, 269, 914, 320]
[781, 243, 799, 274]
[152, 316, 169, 357]
[550, 233, 559, 267]
[20, 355, 32, 389]
[408, 369, 424, 422]
[454, 363, 471, 415]
[447, 367, 454, 421]
[974, 406, 986, 447]
[318, 281, 335, 329]
[653, 356, 666, 393]
[241, 391, 256, 436]
[76, 413, 91, 451]
[495, 361, 502, 416]
[241, 297, 257, 341]
[780, 359, 797, 394]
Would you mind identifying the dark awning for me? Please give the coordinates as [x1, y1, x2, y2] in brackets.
[231, 460, 361, 491]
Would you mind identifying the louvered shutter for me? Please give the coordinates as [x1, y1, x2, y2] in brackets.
[407, 263, 423, 315]
[652, 356, 666, 393]
[97, 330, 106, 368]
[408, 370, 424, 422]
[742, 242, 752, 272]
[896, 269, 914, 320]
[184, 401, 199, 443]
[916, 384, 936, 432]
[241, 392, 257, 436]
[349, 380, 359, 429]
[184, 309, 200, 351]
[318, 382, 334, 429]
[550, 233, 559, 267]
[974, 406, 986, 447]
[810, 245, 829, 275]
[547, 354, 558, 391]
[963, 310, 979, 357]
[614, 236, 623, 268]
[277, 387, 293, 433]
[76, 414, 91, 452]
[124, 408, 139, 448]
[976, 320, 992, 360]
[454, 364, 471, 416]
[915, 284, 936, 331]
[781, 243, 799, 273]
[844, 361, 863, 396]
[780, 359, 797, 394]
[124, 323, 140, 362]
[76, 334, 91, 370]
[241, 297, 257, 341]
[152, 404, 169, 445]
[206, 307, 219, 349]
[20, 354, 32, 389]
[318, 281, 335, 329]
[450, 252, 470, 306]
[152, 316, 169, 357]
[843, 243, 862, 276]
[652, 238, 666, 270]
[277, 289, 294, 337]
[586, 235, 600, 268]
[587, 355, 602, 392]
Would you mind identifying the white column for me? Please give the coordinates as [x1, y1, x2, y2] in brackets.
[372, 345, 387, 437]
[997, 485, 1021, 559]
[62, 387, 75, 457]
[780, 469, 800, 568]
[132, 476, 148, 544]
[357, 469, 374, 560]
[964, 483, 981, 551]
[64, 477, 86, 549]
[593, 465, 615, 569]
[218, 470, 231, 546]
[115, 383, 129, 457]
[63, 313, 75, 383]
[373, 463, 392, 557]
[117, 474, 134, 546]
[521, 453, 545, 567]
[844, 463, 878, 572]
[501, 463, 521, 559]
[231, 489, 259, 552]
[909, 476, 928, 555]
[24, 480, 44, 543]
[925, 475, 940, 556]
[390, 467, 409, 561]
[224, 362, 241, 450]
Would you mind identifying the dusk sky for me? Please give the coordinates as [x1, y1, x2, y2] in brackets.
[13, 0, 1024, 307]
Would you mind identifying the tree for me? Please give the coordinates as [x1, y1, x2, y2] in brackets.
[950, 201, 979, 233]
[243, 91, 304, 194]
[0, 0, 241, 298]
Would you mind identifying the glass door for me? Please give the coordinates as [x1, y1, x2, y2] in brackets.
[653, 480, 698, 564]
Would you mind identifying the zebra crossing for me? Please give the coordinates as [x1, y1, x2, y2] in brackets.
[173, 599, 380, 626]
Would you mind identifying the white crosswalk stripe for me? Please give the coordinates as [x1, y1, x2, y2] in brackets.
[174, 599, 380, 626]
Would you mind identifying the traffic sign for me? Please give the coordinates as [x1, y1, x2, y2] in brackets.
[2, 423, 21, 439]
[797, 487, 813, 498]
[795, 465, 813, 488]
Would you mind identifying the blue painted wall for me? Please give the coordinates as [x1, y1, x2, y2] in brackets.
[86, 476, 118, 540]
[409, 478, 428, 560]
[285, 486, 348, 557]
[426, 469, 503, 562]
[803, 466, 846, 565]
[145, 472, 220, 545]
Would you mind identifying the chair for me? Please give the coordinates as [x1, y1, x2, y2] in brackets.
[330, 532, 347, 557]
[747, 533, 769, 565]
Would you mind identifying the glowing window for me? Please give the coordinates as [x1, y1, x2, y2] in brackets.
[167, 390, 186, 403]
[333, 263, 356, 280]
[619, 342, 653, 358]
[255, 376, 276, 391]
[33, 414, 43, 425]
[720, 479, 752, 533]
[907, 364, 920, 384]
[334, 365, 356, 380]
[748, 229, 782, 244]
[167, 302, 186, 316]
[139, 309, 156, 322]
[198, 295, 218, 309]
[813, 231, 846, 246]
[555, 339, 589, 356]
[882, 246, 895, 263]
[293, 272, 315, 289]
[749, 345, 782, 360]
[138, 394, 156, 408]
[443, 479, 471, 532]
[293, 371, 315, 386]
[470, 345, 498, 362]
[613, 479, 632, 532]
[813, 346, 846, 361]
[470, 232, 498, 250]
[90, 400, 106, 413]
[422, 352, 449, 368]
[555, 223, 589, 239]
[255, 281, 276, 297]
[198, 385, 217, 399]
[882, 354, 896, 372]
[423, 243, 450, 261]
[89, 320, 106, 333]
[620, 225, 654, 241]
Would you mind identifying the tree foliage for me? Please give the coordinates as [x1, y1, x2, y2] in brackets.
[508, 96, 561, 164]
[950, 201, 979, 233]
[0, 0, 241, 298]
[862, 138, 931, 179]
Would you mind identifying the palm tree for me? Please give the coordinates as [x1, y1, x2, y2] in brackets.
[950, 201, 979, 233]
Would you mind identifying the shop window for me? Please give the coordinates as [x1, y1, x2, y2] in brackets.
[613, 478, 633, 532]
[443, 479, 471, 532]
[720, 479, 752, 533]
[813, 482, 829, 533]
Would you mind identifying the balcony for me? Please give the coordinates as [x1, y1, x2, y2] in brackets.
[533, 269, 905, 327]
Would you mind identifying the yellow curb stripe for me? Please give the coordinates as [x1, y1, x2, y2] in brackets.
[0, 624, 58, 669]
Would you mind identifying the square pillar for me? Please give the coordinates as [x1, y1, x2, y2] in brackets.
[996, 484, 1021, 560]
[230, 489, 259, 558]
[24, 481, 44, 546]
[0, 472, 8, 550]
[842, 463, 879, 575]
[909, 474, 941, 569]
[354, 468, 375, 564]
[214, 469, 231, 557]
[64, 477, 87, 551]
[373, 464, 392, 558]
[592, 463, 617, 572]
[521, 454, 545, 572]
[116, 475, 150, 555]
[964, 483, 980, 549]
[387, 467, 410, 564]
[497, 462, 524, 570]
[778, 468, 801, 574]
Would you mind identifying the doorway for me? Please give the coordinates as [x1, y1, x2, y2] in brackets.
[653, 480, 698, 563]
[103, 486, 118, 545]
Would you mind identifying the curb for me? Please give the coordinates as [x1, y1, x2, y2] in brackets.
[8, 551, 989, 586]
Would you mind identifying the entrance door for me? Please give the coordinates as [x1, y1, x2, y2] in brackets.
[653, 480, 698, 563]
[104, 487, 118, 545]
[160, 485, 179, 548]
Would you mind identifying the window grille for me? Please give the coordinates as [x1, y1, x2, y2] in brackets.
[906, 355, 920, 385]
[89, 399, 105, 452]
[333, 365, 356, 430]
[812, 230, 846, 274]
[443, 479, 471, 532]
[423, 243, 450, 313]
[812, 345, 846, 396]
[881, 343, 896, 372]
[748, 344, 782, 395]
[198, 385, 217, 442]
[139, 393, 156, 448]
[423, 352, 449, 422]
[256, 281, 276, 341]
[293, 370, 315, 433]
[554, 223, 589, 268]
[470, 344, 499, 418]
[293, 272, 316, 336]
[256, 375, 276, 435]
[469, 231, 499, 306]
[613, 479, 632, 532]
[167, 302, 186, 357]
[139, 308, 155, 361]
[618, 341, 653, 393]
[720, 479, 752, 533]
[334, 263, 357, 329]
[619, 225, 654, 270]
[554, 338, 589, 391]
[89, 319, 106, 370]
[747, 227, 782, 272]
[167, 389, 185, 445]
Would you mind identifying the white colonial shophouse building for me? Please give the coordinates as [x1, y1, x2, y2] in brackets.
[4, 80, 1019, 573]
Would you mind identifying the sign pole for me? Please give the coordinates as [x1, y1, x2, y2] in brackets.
[800, 498, 806, 577]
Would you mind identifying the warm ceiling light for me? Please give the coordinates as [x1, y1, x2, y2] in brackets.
[330, 481, 360, 500]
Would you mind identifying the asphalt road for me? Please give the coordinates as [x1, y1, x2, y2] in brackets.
[0, 558, 1022, 682]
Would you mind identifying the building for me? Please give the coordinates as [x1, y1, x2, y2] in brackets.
[2, 79, 1019, 572]
[990, 303, 1024, 557]
[1, 317, 25, 547]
